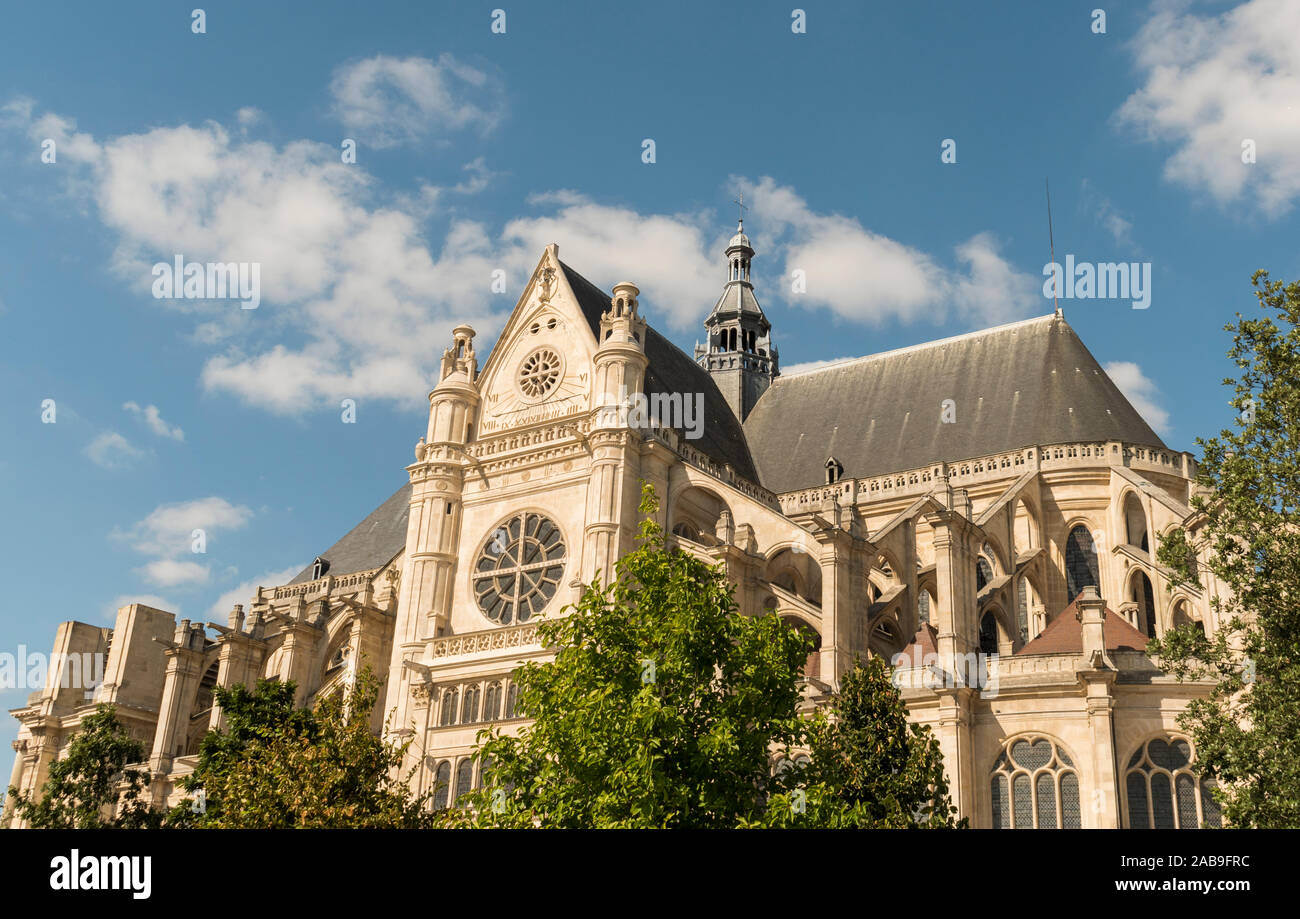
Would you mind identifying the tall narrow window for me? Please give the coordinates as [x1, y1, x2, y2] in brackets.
[483, 682, 501, 721]
[440, 688, 458, 727]
[455, 758, 474, 804]
[461, 684, 480, 723]
[978, 612, 999, 656]
[1065, 525, 1100, 600]
[432, 761, 451, 810]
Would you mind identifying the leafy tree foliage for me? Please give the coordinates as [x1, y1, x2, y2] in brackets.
[449, 484, 962, 829]
[757, 656, 963, 828]
[1152, 270, 1300, 828]
[168, 667, 432, 828]
[7, 705, 159, 828]
[451, 484, 812, 827]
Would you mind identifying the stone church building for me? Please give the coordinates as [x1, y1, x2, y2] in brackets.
[6, 221, 1223, 829]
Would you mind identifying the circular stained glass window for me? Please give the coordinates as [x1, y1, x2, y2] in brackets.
[518, 348, 562, 398]
[473, 513, 567, 625]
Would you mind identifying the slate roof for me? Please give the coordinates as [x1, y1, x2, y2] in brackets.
[1016, 598, 1150, 655]
[287, 483, 411, 584]
[560, 262, 761, 483]
[742, 313, 1166, 494]
[710, 281, 766, 319]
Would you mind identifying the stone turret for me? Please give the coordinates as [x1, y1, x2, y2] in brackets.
[695, 217, 778, 421]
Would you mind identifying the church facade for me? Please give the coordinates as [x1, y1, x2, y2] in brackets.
[6, 222, 1223, 829]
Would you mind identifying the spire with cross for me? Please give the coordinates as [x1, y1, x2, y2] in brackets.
[734, 192, 748, 231]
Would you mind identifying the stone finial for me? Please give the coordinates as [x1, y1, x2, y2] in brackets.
[715, 509, 735, 546]
[440, 326, 478, 382]
[228, 603, 245, 632]
[600, 282, 647, 346]
[951, 488, 971, 519]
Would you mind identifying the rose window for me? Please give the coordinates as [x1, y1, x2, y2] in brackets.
[473, 513, 567, 625]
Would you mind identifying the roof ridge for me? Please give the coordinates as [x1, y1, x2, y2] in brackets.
[781, 312, 1061, 379]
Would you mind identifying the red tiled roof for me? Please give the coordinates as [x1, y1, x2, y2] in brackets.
[1016, 597, 1150, 655]
[896, 622, 939, 664]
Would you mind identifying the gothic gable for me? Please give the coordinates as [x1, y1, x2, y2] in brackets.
[475, 245, 597, 436]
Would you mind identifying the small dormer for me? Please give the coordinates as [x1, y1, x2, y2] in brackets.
[311, 556, 330, 580]
[825, 457, 844, 485]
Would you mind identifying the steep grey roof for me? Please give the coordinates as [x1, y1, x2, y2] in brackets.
[743, 314, 1166, 494]
[288, 482, 411, 584]
[561, 262, 761, 483]
[710, 281, 765, 319]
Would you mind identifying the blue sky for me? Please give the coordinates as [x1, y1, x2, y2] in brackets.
[2, 0, 1298, 760]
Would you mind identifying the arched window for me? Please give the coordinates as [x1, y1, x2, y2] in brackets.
[976, 557, 994, 592]
[990, 735, 1081, 829]
[1065, 525, 1100, 600]
[503, 683, 519, 719]
[440, 688, 458, 727]
[918, 588, 932, 625]
[483, 682, 502, 721]
[671, 521, 700, 543]
[1124, 737, 1221, 829]
[432, 761, 451, 810]
[455, 758, 474, 805]
[978, 612, 999, 656]
[461, 684, 480, 723]
[1131, 570, 1157, 638]
[1123, 493, 1149, 552]
[1171, 600, 1205, 638]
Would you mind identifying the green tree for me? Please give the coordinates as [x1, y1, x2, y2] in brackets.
[452, 484, 813, 828]
[169, 667, 432, 828]
[1152, 270, 1300, 828]
[758, 656, 963, 827]
[7, 705, 160, 828]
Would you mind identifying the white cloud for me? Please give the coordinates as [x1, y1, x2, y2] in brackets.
[104, 594, 178, 622]
[5, 102, 506, 414]
[5, 96, 1042, 413]
[1116, 0, 1300, 216]
[209, 565, 302, 619]
[330, 54, 504, 149]
[1105, 360, 1172, 436]
[118, 496, 254, 558]
[84, 431, 144, 470]
[503, 194, 720, 329]
[1080, 179, 1136, 248]
[137, 558, 209, 587]
[731, 176, 1040, 327]
[114, 497, 254, 587]
[123, 401, 184, 441]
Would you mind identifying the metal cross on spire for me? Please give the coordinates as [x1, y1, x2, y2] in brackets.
[733, 192, 748, 228]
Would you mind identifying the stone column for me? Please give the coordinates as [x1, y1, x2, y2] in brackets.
[935, 687, 976, 823]
[147, 622, 206, 776]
